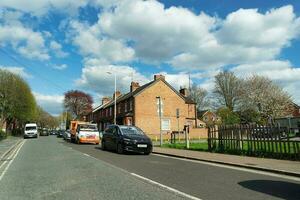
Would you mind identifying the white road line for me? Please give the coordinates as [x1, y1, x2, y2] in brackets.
[83, 153, 91, 157]
[0, 141, 23, 170]
[153, 154, 300, 182]
[131, 173, 202, 200]
[0, 140, 26, 181]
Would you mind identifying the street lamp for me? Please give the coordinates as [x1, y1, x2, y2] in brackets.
[107, 71, 117, 125]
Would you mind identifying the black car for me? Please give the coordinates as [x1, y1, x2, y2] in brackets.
[57, 130, 64, 138]
[101, 125, 152, 155]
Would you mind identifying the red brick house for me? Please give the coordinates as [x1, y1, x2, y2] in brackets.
[89, 75, 199, 139]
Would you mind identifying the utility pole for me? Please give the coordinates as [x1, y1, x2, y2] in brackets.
[107, 71, 117, 125]
[157, 97, 163, 147]
[114, 73, 116, 125]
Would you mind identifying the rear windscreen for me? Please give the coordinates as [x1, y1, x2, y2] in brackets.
[26, 126, 37, 131]
[79, 124, 98, 131]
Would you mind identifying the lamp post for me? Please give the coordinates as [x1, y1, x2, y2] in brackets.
[107, 71, 117, 125]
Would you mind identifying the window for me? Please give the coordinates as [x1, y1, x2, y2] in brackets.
[125, 101, 128, 112]
[161, 119, 170, 131]
[118, 104, 121, 114]
[129, 99, 133, 111]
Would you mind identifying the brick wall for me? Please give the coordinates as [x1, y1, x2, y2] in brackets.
[134, 80, 196, 137]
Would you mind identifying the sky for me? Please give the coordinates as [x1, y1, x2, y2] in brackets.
[0, 0, 300, 116]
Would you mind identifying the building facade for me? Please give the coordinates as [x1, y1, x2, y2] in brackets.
[90, 75, 197, 139]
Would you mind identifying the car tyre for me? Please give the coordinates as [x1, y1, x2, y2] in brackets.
[101, 140, 106, 150]
[117, 143, 123, 154]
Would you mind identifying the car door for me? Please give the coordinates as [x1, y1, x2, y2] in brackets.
[110, 127, 119, 150]
[103, 127, 112, 149]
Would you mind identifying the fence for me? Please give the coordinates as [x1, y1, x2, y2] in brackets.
[208, 124, 300, 160]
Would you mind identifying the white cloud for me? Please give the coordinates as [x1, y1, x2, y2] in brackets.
[0, 66, 32, 78]
[99, 0, 216, 65]
[156, 72, 190, 90]
[33, 92, 64, 116]
[0, 0, 88, 16]
[76, 63, 149, 95]
[93, 2, 300, 70]
[68, 20, 134, 64]
[232, 60, 300, 104]
[53, 64, 68, 70]
[0, 24, 49, 60]
[50, 41, 69, 58]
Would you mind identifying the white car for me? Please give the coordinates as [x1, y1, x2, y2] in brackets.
[24, 123, 38, 139]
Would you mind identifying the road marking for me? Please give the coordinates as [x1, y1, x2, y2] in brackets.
[0, 140, 22, 161]
[0, 141, 23, 170]
[0, 140, 26, 181]
[83, 153, 91, 157]
[153, 154, 300, 182]
[131, 173, 202, 200]
[74, 151, 203, 199]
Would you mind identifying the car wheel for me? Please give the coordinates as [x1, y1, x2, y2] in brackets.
[117, 143, 123, 154]
[101, 140, 106, 150]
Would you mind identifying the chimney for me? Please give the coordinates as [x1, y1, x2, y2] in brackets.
[102, 97, 111, 105]
[154, 74, 165, 81]
[130, 82, 140, 92]
[113, 91, 121, 100]
[179, 87, 188, 97]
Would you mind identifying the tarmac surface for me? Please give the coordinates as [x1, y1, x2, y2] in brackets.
[0, 136, 299, 200]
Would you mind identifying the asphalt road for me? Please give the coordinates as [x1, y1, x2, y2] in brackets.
[0, 136, 299, 200]
[0, 136, 186, 200]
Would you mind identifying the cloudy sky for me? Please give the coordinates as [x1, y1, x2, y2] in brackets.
[1, 0, 300, 115]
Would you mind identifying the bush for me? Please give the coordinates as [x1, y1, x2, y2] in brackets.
[0, 130, 7, 140]
[11, 128, 23, 136]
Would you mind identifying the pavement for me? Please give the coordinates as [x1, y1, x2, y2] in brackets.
[1, 136, 300, 200]
[153, 147, 300, 177]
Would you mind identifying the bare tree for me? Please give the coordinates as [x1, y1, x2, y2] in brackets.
[213, 71, 242, 111]
[239, 75, 292, 122]
[188, 83, 210, 111]
[64, 90, 93, 120]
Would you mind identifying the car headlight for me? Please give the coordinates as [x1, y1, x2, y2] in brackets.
[123, 138, 133, 144]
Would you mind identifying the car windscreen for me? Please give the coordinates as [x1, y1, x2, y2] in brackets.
[120, 126, 144, 135]
[25, 126, 36, 131]
[79, 124, 98, 131]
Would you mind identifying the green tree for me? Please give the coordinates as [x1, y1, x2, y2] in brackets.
[217, 107, 240, 125]
[0, 69, 37, 132]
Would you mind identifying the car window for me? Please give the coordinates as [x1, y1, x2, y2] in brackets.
[112, 127, 118, 136]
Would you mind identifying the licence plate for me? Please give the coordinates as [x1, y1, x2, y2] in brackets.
[137, 144, 147, 148]
[87, 135, 95, 139]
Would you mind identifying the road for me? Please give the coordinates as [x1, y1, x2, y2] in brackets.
[0, 136, 299, 200]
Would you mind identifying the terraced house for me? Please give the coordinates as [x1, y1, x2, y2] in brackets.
[90, 75, 200, 139]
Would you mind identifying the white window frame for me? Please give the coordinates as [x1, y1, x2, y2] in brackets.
[161, 118, 171, 131]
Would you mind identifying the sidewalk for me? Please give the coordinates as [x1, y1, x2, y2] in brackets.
[153, 147, 300, 177]
[0, 136, 23, 159]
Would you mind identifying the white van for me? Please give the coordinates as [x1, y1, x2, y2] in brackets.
[24, 123, 38, 138]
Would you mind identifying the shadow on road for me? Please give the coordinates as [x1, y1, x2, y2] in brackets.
[238, 180, 300, 200]
[94, 146, 147, 156]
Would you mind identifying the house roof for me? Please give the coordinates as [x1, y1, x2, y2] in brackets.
[93, 78, 195, 112]
[197, 110, 209, 117]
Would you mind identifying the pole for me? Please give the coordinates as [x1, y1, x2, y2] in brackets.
[157, 97, 163, 147]
[114, 73, 117, 125]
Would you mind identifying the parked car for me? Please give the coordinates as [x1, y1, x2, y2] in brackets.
[101, 125, 152, 155]
[40, 128, 49, 136]
[63, 130, 71, 140]
[24, 123, 38, 139]
[50, 130, 57, 135]
[57, 130, 64, 138]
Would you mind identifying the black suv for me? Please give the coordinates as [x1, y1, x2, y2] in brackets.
[101, 125, 152, 155]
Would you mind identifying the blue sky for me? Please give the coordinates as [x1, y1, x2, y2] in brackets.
[0, 0, 300, 115]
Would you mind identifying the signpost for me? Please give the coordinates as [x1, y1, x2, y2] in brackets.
[176, 108, 179, 142]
